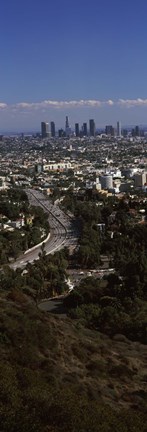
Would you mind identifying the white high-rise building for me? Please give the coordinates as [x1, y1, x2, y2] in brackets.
[117, 121, 121, 137]
[95, 177, 101, 191]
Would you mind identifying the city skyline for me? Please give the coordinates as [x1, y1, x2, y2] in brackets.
[1, 98, 147, 132]
[39, 117, 145, 139]
[0, 0, 147, 130]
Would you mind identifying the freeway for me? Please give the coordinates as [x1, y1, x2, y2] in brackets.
[11, 189, 79, 270]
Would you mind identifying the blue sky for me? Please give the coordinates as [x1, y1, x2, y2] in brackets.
[0, 0, 147, 131]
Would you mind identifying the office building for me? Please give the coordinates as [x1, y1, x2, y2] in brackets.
[89, 119, 95, 136]
[65, 115, 71, 137]
[122, 129, 128, 137]
[134, 172, 146, 188]
[50, 121, 55, 137]
[58, 128, 65, 138]
[35, 163, 43, 174]
[101, 175, 113, 190]
[135, 126, 140, 137]
[95, 177, 101, 191]
[117, 121, 121, 137]
[65, 115, 69, 129]
[41, 122, 49, 138]
[132, 126, 140, 137]
[105, 125, 115, 137]
[75, 123, 80, 137]
[135, 125, 140, 137]
[83, 122, 88, 136]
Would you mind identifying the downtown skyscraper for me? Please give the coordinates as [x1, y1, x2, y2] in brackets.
[89, 119, 95, 136]
[41, 122, 49, 138]
[117, 121, 121, 137]
[50, 121, 55, 137]
[65, 116, 71, 137]
[75, 123, 80, 137]
[83, 122, 88, 136]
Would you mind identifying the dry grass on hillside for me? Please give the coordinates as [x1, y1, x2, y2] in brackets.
[1, 291, 147, 412]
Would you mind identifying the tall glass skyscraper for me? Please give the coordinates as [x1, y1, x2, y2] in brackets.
[50, 121, 55, 137]
[117, 121, 121, 137]
[89, 119, 95, 136]
[83, 122, 88, 136]
[65, 116, 69, 129]
[75, 123, 80, 137]
[41, 122, 49, 138]
[65, 116, 71, 137]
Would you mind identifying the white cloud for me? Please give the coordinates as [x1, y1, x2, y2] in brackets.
[37, 99, 104, 108]
[107, 99, 114, 106]
[118, 98, 147, 108]
[0, 103, 8, 109]
[16, 102, 33, 108]
[1, 98, 147, 111]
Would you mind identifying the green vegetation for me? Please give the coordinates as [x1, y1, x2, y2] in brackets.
[0, 248, 68, 300]
[63, 197, 102, 268]
[0, 189, 147, 430]
[64, 275, 147, 343]
[0, 188, 49, 263]
[61, 192, 147, 344]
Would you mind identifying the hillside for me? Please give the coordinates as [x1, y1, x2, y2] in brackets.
[0, 289, 147, 432]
